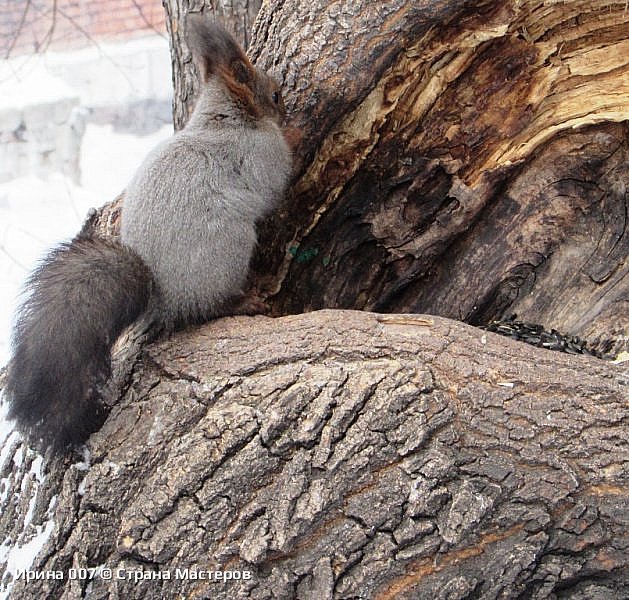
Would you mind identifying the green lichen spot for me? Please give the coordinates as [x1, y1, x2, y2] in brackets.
[296, 247, 319, 263]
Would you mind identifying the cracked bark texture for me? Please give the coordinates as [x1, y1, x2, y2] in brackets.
[2, 1, 628, 599]
[88, 0, 628, 355]
[1, 311, 627, 598]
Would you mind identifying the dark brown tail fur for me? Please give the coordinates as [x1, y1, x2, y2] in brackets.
[5, 236, 153, 452]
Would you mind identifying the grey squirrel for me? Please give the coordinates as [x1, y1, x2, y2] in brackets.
[4, 16, 292, 453]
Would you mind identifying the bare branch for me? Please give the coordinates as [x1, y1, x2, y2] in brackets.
[131, 0, 167, 39]
[3, 0, 32, 59]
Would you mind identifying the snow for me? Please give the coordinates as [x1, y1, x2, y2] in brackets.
[0, 122, 172, 365]
[4, 519, 55, 574]
[0, 63, 79, 111]
[0, 119, 171, 600]
[76, 447, 92, 496]
[0, 34, 172, 109]
[0, 438, 56, 599]
[0, 123, 172, 514]
[0, 498, 56, 600]
[0, 428, 20, 504]
[0, 33, 175, 598]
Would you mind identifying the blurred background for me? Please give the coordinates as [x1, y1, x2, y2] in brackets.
[0, 3, 175, 588]
[0, 0, 174, 363]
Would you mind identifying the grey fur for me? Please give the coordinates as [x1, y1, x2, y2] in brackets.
[5, 237, 153, 451]
[122, 84, 291, 326]
[122, 16, 291, 326]
[5, 18, 292, 451]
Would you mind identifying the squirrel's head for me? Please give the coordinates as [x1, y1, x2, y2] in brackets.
[185, 14, 285, 124]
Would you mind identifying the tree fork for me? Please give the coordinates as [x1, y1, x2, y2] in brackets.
[2, 2, 627, 598]
[95, 0, 629, 354]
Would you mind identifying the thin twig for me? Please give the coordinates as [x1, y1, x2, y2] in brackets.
[131, 0, 167, 39]
[4, 0, 33, 59]
[37, 0, 58, 54]
[51, 5, 137, 89]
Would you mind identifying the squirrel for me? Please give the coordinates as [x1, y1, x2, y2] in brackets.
[3, 15, 292, 453]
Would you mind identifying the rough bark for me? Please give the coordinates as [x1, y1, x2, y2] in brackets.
[2, 2, 627, 598]
[1, 310, 627, 599]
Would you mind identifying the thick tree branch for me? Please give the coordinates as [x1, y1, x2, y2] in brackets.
[1, 310, 627, 598]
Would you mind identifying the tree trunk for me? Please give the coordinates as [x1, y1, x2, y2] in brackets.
[162, 0, 263, 129]
[244, 0, 626, 357]
[1, 311, 627, 599]
[91, 0, 628, 355]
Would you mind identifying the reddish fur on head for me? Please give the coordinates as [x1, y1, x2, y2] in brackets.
[217, 63, 263, 119]
[186, 14, 284, 122]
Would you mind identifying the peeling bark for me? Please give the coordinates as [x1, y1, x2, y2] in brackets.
[248, 0, 627, 356]
[1, 311, 627, 598]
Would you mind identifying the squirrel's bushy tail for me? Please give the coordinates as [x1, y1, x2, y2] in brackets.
[5, 236, 153, 452]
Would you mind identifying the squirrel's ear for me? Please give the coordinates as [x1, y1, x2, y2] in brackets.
[230, 59, 253, 85]
[185, 14, 254, 84]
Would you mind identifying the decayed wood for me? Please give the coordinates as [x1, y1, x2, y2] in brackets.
[247, 0, 628, 355]
[1, 310, 627, 598]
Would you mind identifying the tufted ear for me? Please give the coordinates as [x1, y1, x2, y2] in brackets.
[185, 14, 260, 116]
[185, 14, 255, 85]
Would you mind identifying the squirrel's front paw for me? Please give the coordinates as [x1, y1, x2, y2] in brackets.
[230, 293, 270, 316]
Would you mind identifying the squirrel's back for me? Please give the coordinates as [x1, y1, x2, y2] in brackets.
[121, 19, 291, 327]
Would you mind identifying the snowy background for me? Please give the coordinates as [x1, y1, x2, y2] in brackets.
[0, 123, 171, 363]
[0, 35, 173, 365]
[0, 33, 173, 596]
